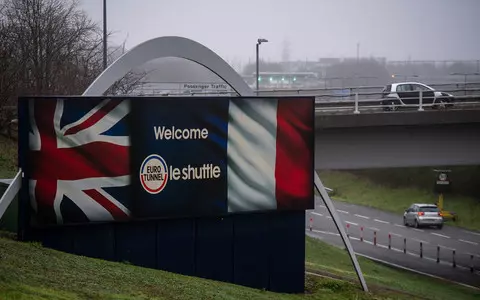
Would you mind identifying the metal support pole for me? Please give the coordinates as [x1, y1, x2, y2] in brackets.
[354, 92, 360, 114]
[453, 250, 456, 268]
[360, 226, 363, 241]
[0, 170, 22, 220]
[420, 242, 423, 258]
[403, 238, 406, 254]
[255, 43, 259, 94]
[418, 90, 424, 111]
[314, 172, 369, 292]
[309, 217, 313, 231]
[437, 246, 440, 263]
[374, 231, 377, 246]
[471, 255, 474, 273]
[346, 223, 350, 237]
[388, 234, 391, 249]
[103, 0, 107, 70]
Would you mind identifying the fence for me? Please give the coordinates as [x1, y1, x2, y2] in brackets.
[309, 213, 480, 274]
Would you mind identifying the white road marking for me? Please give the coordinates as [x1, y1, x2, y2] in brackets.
[355, 253, 480, 291]
[326, 216, 332, 219]
[318, 205, 326, 208]
[412, 238, 429, 244]
[312, 229, 340, 237]
[337, 209, 349, 214]
[431, 233, 451, 239]
[394, 224, 405, 228]
[463, 230, 480, 237]
[308, 232, 480, 279]
[390, 232, 403, 237]
[368, 227, 380, 232]
[345, 221, 358, 226]
[374, 219, 389, 224]
[459, 239, 478, 246]
[412, 228, 424, 232]
[311, 212, 323, 217]
[354, 214, 370, 220]
[439, 245, 456, 251]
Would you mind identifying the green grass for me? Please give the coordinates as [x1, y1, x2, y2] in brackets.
[319, 170, 480, 231]
[0, 232, 414, 300]
[305, 235, 480, 300]
[0, 136, 17, 178]
[1, 232, 478, 300]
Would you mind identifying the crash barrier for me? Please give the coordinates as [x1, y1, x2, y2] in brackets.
[315, 93, 480, 115]
[309, 213, 480, 273]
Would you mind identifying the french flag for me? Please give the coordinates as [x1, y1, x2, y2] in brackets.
[227, 98, 314, 213]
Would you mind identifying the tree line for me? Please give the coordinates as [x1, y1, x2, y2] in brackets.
[0, 0, 146, 139]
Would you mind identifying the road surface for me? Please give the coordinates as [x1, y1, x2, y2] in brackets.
[307, 197, 480, 288]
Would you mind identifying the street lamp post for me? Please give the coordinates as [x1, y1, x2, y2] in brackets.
[103, 0, 107, 70]
[256, 38, 268, 93]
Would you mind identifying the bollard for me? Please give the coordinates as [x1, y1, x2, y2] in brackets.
[418, 90, 424, 111]
[420, 242, 423, 258]
[346, 223, 350, 237]
[360, 226, 364, 242]
[471, 255, 474, 273]
[437, 246, 440, 263]
[374, 231, 377, 246]
[309, 217, 313, 231]
[388, 234, 391, 249]
[403, 238, 406, 254]
[453, 250, 456, 268]
[354, 93, 360, 114]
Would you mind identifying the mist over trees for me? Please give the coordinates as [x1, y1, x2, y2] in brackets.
[324, 58, 391, 87]
[0, 0, 146, 138]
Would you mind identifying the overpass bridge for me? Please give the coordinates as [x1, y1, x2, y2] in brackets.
[314, 108, 480, 170]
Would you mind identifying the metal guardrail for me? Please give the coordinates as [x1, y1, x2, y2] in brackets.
[257, 81, 480, 94]
[315, 93, 480, 115]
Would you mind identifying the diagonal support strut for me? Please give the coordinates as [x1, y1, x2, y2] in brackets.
[314, 171, 369, 292]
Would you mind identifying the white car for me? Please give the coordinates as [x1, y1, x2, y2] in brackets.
[403, 203, 444, 229]
[380, 82, 455, 111]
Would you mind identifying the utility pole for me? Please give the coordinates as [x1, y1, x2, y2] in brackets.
[103, 0, 107, 70]
[356, 42, 360, 64]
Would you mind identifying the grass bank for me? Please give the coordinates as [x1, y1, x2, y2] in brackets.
[319, 170, 480, 231]
[1, 232, 479, 300]
[305, 236, 480, 300]
[0, 232, 409, 300]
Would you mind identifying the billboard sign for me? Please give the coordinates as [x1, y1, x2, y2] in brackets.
[20, 96, 314, 226]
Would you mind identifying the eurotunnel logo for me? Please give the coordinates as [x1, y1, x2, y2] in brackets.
[140, 154, 169, 194]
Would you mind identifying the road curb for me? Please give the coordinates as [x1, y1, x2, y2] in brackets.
[356, 253, 480, 291]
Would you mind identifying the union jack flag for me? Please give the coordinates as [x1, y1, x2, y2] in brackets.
[28, 98, 131, 225]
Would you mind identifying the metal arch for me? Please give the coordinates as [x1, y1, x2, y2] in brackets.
[82, 36, 254, 97]
[80, 35, 368, 292]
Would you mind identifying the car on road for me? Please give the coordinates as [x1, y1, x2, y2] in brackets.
[403, 203, 444, 229]
[381, 82, 455, 111]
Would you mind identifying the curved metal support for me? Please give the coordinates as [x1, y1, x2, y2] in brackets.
[80, 35, 368, 292]
[314, 171, 369, 292]
[82, 36, 254, 97]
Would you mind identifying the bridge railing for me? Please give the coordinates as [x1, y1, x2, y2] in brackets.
[315, 93, 480, 115]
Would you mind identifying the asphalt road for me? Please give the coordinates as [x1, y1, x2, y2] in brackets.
[306, 197, 480, 288]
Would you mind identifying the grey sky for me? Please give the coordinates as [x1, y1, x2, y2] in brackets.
[79, 0, 480, 64]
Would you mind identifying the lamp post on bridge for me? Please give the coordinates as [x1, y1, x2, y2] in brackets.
[256, 38, 269, 94]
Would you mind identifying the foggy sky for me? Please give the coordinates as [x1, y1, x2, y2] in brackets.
[79, 0, 480, 64]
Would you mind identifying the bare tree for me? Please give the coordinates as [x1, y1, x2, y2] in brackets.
[0, 0, 148, 137]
